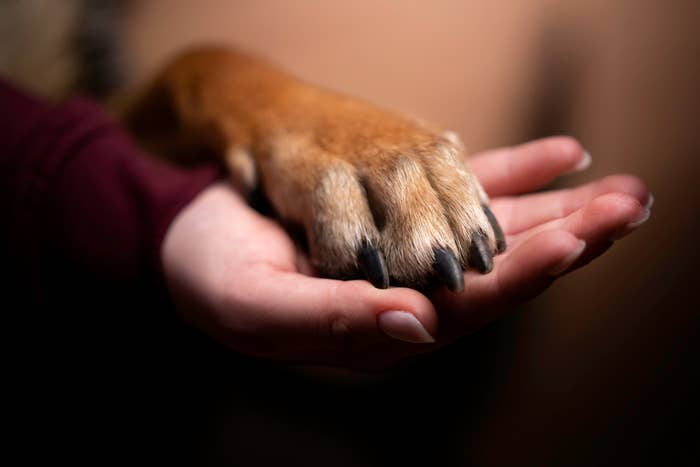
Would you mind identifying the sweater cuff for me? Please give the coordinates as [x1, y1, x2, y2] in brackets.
[48, 98, 223, 287]
[2, 81, 222, 290]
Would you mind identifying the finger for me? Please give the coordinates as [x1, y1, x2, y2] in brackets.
[508, 192, 649, 250]
[231, 270, 439, 361]
[433, 230, 585, 336]
[468, 136, 589, 196]
[492, 174, 650, 235]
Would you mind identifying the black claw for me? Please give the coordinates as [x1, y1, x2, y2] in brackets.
[470, 233, 494, 274]
[483, 204, 507, 254]
[433, 248, 464, 293]
[358, 244, 389, 289]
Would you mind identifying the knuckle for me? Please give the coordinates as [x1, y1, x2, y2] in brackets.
[318, 310, 352, 342]
[315, 282, 352, 342]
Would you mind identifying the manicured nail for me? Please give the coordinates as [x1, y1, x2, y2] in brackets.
[377, 311, 435, 344]
[571, 150, 592, 172]
[610, 207, 651, 240]
[644, 193, 655, 210]
[549, 240, 586, 276]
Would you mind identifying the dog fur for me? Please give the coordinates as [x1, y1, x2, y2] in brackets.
[122, 47, 502, 289]
[0, 2, 504, 290]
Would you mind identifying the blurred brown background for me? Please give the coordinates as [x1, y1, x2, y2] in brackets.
[124, 1, 700, 465]
[3, 0, 698, 465]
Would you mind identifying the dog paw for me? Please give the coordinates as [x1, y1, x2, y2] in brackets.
[123, 48, 505, 291]
[230, 106, 506, 292]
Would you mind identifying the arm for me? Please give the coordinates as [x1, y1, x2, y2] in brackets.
[0, 80, 219, 306]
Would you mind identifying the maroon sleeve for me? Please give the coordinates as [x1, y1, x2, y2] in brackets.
[0, 80, 221, 307]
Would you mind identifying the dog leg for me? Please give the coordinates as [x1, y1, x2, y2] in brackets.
[123, 46, 505, 291]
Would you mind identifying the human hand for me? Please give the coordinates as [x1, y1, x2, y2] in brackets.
[161, 137, 651, 369]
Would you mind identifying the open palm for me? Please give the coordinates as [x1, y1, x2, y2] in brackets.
[162, 137, 650, 369]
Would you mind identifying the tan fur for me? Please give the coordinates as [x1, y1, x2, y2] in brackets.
[123, 46, 497, 285]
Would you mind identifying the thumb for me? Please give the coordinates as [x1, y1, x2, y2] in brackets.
[225, 269, 439, 363]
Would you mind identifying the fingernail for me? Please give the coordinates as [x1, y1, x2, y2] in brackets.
[644, 192, 655, 210]
[549, 240, 586, 276]
[610, 207, 651, 241]
[571, 150, 592, 172]
[377, 311, 435, 344]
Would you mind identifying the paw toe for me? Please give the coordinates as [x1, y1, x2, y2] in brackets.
[469, 233, 494, 274]
[357, 243, 389, 289]
[433, 247, 465, 292]
[482, 204, 507, 254]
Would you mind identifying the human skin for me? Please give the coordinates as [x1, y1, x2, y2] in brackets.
[161, 137, 651, 370]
